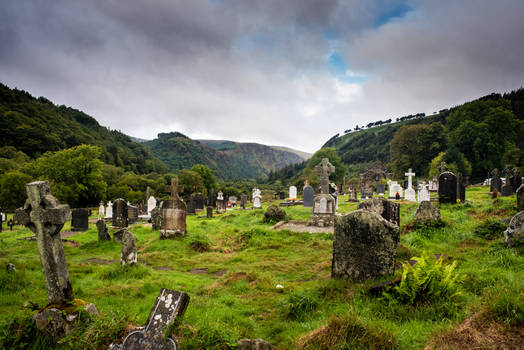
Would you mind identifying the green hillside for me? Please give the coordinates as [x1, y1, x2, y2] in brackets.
[0, 83, 167, 174]
[144, 134, 308, 180]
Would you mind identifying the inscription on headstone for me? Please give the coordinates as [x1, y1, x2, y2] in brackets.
[160, 178, 187, 238]
[112, 199, 128, 228]
[71, 208, 89, 231]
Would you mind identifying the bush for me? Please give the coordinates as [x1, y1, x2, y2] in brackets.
[383, 252, 464, 305]
[474, 219, 506, 240]
[263, 205, 286, 223]
[281, 289, 320, 320]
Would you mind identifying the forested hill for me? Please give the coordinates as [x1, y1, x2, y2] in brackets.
[0, 83, 167, 174]
[143, 134, 309, 180]
[323, 89, 524, 182]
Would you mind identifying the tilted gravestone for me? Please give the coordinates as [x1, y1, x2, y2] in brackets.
[357, 197, 400, 226]
[96, 219, 110, 241]
[303, 185, 314, 207]
[160, 178, 187, 238]
[116, 289, 190, 350]
[413, 201, 441, 224]
[151, 206, 162, 230]
[15, 181, 73, 304]
[490, 168, 502, 193]
[112, 199, 128, 228]
[120, 229, 137, 266]
[71, 208, 89, 231]
[517, 185, 524, 212]
[438, 171, 457, 203]
[147, 196, 157, 215]
[332, 210, 399, 281]
[504, 211, 524, 248]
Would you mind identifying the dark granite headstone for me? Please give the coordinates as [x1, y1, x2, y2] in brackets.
[127, 205, 138, 224]
[118, 289, 190, 350]
[438, 172, 457, 203]
[206, 206, 213, 218]
[207, 190, 216, 207]
[457, 174, 466, 202]
[112, 199, 128, 228]
[71, 208, 89, 231]
[96, 219, 110, 241]
[278, 191, 286, 200]
[187, 196, 196, 215]
[194, 193, 204, 210]
[490, 168, 502, 193]
[376, 184, 386, 195]
[502, 184, 513, 197]
[303, 185, 314, 207]
[240, 194, 248, 208]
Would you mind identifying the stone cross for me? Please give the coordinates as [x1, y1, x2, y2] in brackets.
[405, 168, 415, 189]
[315, 158, 335, 195]
[120, 289, 190, 350]
[15, 181, 73, 305]
[438, 162, 448, 174]
[165, 178, 183, 200]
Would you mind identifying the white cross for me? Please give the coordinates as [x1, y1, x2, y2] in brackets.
[405, 168, 415, 189]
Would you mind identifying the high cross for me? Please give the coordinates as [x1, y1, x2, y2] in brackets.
[165, 178, 182, 200]
[315, 158, 335, 194]
[405, 168, 416, 189]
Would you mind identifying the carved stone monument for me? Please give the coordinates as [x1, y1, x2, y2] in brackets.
[309, 158, 336, 227]
[151, 206, 162, 230]
[160, 178, 187, 238]
[71, 208, 89, 231]
[357, 197, 400, 226]
[112, 199, 128, 228]
[404, 168, 416, 201]
[96, 219, 110, 241]
[121, 229, 137, 266]
[490, 168, 502, 193]
[252, 187, 262, 209]
[438, 171, 457, 203]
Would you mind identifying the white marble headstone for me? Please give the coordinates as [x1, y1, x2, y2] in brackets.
[99, 202, 105, 217]
[289, 186, 297, 200]
[147, 196, 157, 214]
[105, 201, 113, 218]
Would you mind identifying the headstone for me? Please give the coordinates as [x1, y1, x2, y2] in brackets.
[71, 208, 89, 231]
[187, 195, 196, 215]
[207, 189, 216, 207]
[15, 181, 73, 304]
[428, 176, 439, 192]
[404, 168, 416, 201]
[127, 205, 138, 224]
[357, 197, 400, 226]
[347, 182, 358, 202]
[278, 191, 286, 200]
[160, 178, 187, 238]
[289, 186, 297, 201]
[228, 196, 237, 206]
[510, 168, 522, 193]
[117, 289, 190, 350]
[361, 186, 373, 199]
[309, 158, 336, 227]
[206, 206, 213, 218]
[99, 201, 105, 217]
[216, 191, 226, 213]
[376, 184, 386, 196]
[105, 201, 113, 219]
[502, 166, 513, 196]
[121, 229, 137, 266]
[252, 187, 262, 209]
[194, 193, 204, 210]
[388, 181, 403, 199]
[303, 185, 314, 207]
[504, 211, 524, 248]
[438, 171, 457, 203]
[490, 168, 502, 193]
[517, 184, 524, 212]
[96, 219, 110, 241]
[413, 201, 441, 223]
[456, 173, 466, 202]
[112, 199, 128, 228]
[151, 206, 162, 230]
[417, 185, 431, 202]
[240, 194, 248, 208]
[147, 196, 157, 215]
[332, 210, 399, 281]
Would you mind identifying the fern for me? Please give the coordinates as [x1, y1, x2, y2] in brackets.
[383, 252, 464, 305]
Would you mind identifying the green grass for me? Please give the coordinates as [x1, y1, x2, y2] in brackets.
[0, 187, 522, 349]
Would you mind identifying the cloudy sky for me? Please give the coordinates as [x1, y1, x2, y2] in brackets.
[1, 1, 523, 153]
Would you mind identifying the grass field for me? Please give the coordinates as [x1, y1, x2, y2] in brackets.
[0, 187, 522, 349]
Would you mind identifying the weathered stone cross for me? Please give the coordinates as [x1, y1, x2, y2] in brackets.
[15, 181, 73, 305]
[315, 158, 335, 194]
[165, 178, 183, 200]
[405, 168, 416, 189]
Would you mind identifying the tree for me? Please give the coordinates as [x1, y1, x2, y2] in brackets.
[0, 170, 32, 210]
[191, 164, 217, 194]
[178, 170, 203, 198]
[302, 147, 346, 187]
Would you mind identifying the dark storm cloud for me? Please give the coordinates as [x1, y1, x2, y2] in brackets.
[0, 0, 523, 153]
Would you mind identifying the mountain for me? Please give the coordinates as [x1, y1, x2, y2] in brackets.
[0, 82, 167, 174]
[144, 134, 310, 180]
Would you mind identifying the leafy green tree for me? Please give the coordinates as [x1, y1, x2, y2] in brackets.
[31, 145, 107, 207]
[178, 170, 203, 198]
[0, 171, 32, 210]
[191, 164, 217, 194]
[302, 147, 346, 187]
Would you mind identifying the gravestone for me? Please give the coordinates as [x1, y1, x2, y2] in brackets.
[418, 185, 431, 202]
[347, 182, 358, 202]
[187, 196, 196, 215]
[332, 210, 400, 281]
[413, 201, 441, 223]
[517, 185, 524, 212]
[278, 191, 286, 200]
[194, 193, 204, 210]
[206, 206, 213, 218]
[147, 196, 157, 215]
[490, 168, 502, 193]
[105, 201, 113, 219]
[303, 185, 314, 207]
[438, 171, 457, 203]
[98, 201, 105, 217]
[309, 158, 336, 227]
[160, 178, 187, 238]
[357, 197, 400, 226]
[127, 205, 138, 224]
[361, 186, 373, 199]
[71, 208, 89, 231]
[404, 168, 416, 201]
[216, 191, 226, 213]
[96, 219, 110, 241]
[376, 184, 386, 196]
[151, 206, 162, 230]
[207, 189, 216, 207]
[252, 187, 262, 209]
[117, 289, 190, 350]
[510, 168, 522, 193]
[502, 166, 513, 196]
[228, 196, 237, 206]
[112, 199, 128, 228]
[457, 173, 466, 202]
[240, 194, 248, 208]
[121, 229, 137, 266]
[15, 181, 73, 304]
[388, 181, 403, 199]
[428, 176, 439, 192]
[504, 211, 524, 248]
[289, 186, 297, 201]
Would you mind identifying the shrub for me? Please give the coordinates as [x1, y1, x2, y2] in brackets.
[474, 219, 506, 240]
[383, 252, 464, 305]
[263, 205, 286, 223]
